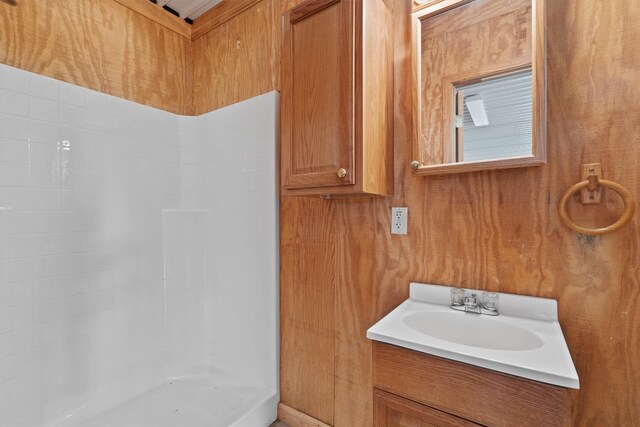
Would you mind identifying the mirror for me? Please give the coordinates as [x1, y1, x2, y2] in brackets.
[410, 0, 546, 175]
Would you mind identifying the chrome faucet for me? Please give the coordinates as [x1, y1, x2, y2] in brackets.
[450, 288, 499, 316]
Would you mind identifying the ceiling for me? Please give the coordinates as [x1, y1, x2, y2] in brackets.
[154, 0, 223, 21]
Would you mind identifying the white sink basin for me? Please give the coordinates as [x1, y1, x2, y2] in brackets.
[367, 282, 579, 389]
[403, 311, 544, 351]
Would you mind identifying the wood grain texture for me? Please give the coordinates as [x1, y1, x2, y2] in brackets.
[412, 0, 469, 14]
[113, 0, 192, 38]
[283, 0, 640, 426]
[281, 0, 393, 197]
[374, 388, 481, 427]
[360, 0, 394, 195]
[192, 0, 275, 115]
[192, 0, 310, 114]
[278, 403, 332, 427]
[0, 0, 192, 114]
[413, 0, 547, 175]
[373, 342, 571, 426]
[5, 0, 634, 425]
[281, 0, 355, 190]
[277, 4, 337, 420]
[418, 0, 533, 166]
[280, 197, 336, 425]
[191, 0, 260, 40]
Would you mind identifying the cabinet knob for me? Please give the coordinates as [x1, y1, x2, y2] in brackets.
[410, 160, 420, 170]
[337, 168, 348, 179]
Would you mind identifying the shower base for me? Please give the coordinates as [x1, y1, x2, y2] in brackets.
[59, 370, 277, 427]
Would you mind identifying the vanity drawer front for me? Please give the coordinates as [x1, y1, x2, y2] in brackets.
[372, 342, 571, 427]
[374, 388, 481, 427]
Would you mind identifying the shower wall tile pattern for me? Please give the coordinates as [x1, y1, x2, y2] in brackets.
[0, 63, 278, 425]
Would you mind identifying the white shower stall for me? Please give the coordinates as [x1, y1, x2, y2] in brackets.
[0, 63, 278, 426]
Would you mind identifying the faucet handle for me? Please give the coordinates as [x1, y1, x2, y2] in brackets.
[450, 288, 466, 306]
[481, 292, 499, 312]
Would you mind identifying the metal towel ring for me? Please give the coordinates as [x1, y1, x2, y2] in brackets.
[559, 179, 636, 236]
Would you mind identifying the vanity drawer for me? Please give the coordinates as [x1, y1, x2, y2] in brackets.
[374, 388, 481, 427]
[372, 342, 571, 427]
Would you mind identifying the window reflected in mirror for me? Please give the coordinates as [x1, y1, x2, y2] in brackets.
[454, 68, 532, 163]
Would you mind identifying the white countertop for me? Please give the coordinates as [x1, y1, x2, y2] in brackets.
[366, 282, 579, 389]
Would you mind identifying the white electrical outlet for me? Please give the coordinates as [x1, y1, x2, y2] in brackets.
[391, 207, 408, 235]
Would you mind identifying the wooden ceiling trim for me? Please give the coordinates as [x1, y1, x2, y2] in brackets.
[113, 0, 192, 38]
[191, 0, 261, 40]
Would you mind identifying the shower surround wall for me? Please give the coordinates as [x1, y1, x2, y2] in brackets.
[183, 95, 278, 390]
[0, 63, 278, 426]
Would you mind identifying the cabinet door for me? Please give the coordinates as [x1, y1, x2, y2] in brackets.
[281, 0, 355, 190]
[374, 389, 481, 427]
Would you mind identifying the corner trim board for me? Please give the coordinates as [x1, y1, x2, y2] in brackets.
[277, 403, 333, 427]
[191, 0, 262, 40]
[113, 0, 192, 38]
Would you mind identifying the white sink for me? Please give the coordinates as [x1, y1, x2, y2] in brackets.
[367, 282, 579, 389]
[403, 311, 544, 351]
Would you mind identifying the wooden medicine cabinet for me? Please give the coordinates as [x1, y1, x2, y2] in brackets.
[410, 0, 546, 175]
[280, 0, 393, 197]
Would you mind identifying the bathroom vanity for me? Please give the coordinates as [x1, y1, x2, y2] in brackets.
[373, 343, 571, 426]
[368, 283, 578, 427]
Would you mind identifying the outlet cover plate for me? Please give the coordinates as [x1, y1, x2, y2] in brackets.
[391, 207, 408, 235]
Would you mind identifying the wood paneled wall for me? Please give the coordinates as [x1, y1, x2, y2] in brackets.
[280, 198, 336, 424]
[282, 0, 640, 426]
[191, 0, 308, 115]
[192, 0, 277, 115]
[0, 0, 296, 115]
[0, 0, 192, 114]
[2, 0, 638, 426]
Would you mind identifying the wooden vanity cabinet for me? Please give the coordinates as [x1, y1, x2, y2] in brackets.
[373, 342, 572, 427]
[280, 0, 393, 197]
